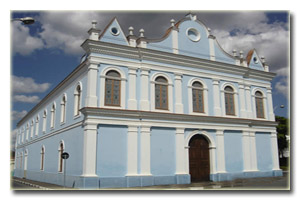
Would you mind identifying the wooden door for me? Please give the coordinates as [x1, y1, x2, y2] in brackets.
[189, 135, 210, 182]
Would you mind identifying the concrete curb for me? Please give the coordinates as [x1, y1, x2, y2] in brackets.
[13, 179, 52, 190]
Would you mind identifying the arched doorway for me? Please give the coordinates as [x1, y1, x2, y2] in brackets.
[189, 134, 210, 182]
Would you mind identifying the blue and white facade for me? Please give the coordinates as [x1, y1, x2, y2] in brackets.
[13, 14, 282, 189]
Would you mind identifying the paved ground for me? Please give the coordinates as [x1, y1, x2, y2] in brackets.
[11, 172, 289, 191]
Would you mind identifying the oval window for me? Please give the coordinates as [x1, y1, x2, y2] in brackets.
[187, 28, 201, 42]
[110, 27, 119, 36]
[253, 57, 259, 64]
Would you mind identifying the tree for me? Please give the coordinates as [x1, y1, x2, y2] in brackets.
[275, 116, 289, 159]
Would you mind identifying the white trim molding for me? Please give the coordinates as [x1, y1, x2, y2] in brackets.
[251, 88, 268, 120]
[99, 66, 127, 109]
[220, 82, 240, 118]
[188, 77, 209, 116]
[126, 126, 138, 176]
[150, 72, 174, 113]
[184, 130, 217, 175]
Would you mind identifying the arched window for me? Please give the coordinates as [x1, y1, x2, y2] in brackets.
[105, 70, 121, 106]
[40, 146, 45, 170]
[42, 110, 47, 133]
[30, 120, 34, 139]
[60, 95, 67, 123]
[74, 85, 81, 116]
[192, 81, 204, 113]
[26, 123, 29, 141]
[155, 76, 168, 110]
[224, 86, 235, 115]
[255, 91, 265, 118]
[35, 116, 39, 136]
[50, 103, 56, 129]
[58, 142, 64, 172]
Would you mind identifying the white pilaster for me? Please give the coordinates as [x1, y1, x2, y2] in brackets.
[172, 28, 179, 54]
[128, 68, 137, 110]
[267, 87, 275, 121]
[82, 123, 98, 177]
[245, 85, 253, 119]
[126, 126, 138, 175]
[140, 126, 151, 175]
[242, 131, 251, 171]
[270, 131, 281, 170]
[175, 128, 185, 174]
[249, 131, 258, 171]
[174, 73, 183, 113]
[238, 84, 247, 118]
[140, 68, 150, 111]
[208, 36, 215, 61]
[216, 130, 226, 173]
[85, 61, 99, 107]
[209, 147, 217, 174]
[212, 79, 221, 116]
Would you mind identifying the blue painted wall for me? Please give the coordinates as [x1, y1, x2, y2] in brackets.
[96, 124, 128, 177]
[177, 20, 210, 60]
[224, 131, 244, 173]
[147, 34, 173, 53]
[256, 132, 273, 171]
[150, 127, 176, 176]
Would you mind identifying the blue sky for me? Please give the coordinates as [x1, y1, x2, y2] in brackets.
[11, 11, 289, 132]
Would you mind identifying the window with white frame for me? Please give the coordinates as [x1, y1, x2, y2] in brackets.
[155, 76, 169, 110]
[105, 70, 121, 106]
[40, 146, 45, 170]
[35, 116, 39, 136]
[42, 110, 47, 133]
[50, 103, 56, 129]
[255, 91, 265, 118]
[192, 81, 205, 113]
[30, 120, 34, 138]
[74, 84, 81, 116]
[58, 142, 64, 172]
[60, 95, 67, 123]
[224, 86, 235, 115]
[26, 123, 29, 141]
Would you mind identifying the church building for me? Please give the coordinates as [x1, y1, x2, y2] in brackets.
[13, 13, 282, 189]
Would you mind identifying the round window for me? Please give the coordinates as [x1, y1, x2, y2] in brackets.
[253, 57, 259, 64]
[187, 28, 201, 42]
[110, 27, 119, 36]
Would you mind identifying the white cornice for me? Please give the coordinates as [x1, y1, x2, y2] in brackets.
[81, 107, 277, 128]
[81, 40, 276, 82]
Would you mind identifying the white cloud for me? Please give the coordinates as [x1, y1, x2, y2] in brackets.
[38, 11, 100, 55]
[13, 95, 40, 103]
[211, 20, 289, 73]
[12, 110, 28, 121]
[11, 22, 44, 56]
[12, 75, 51, 94]
[275, 77, 289, 98]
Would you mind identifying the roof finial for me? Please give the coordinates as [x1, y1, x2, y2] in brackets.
[139, 29, 145, 37]
[261, 56, 265, 64]
[232, 49, 237, 57]
[128, 26, 134, 36]
[92, 20, 97, 29]
[239, 50, 244, 59]
[170, 19, 175, 27]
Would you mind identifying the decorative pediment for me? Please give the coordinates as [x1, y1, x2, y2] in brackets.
[99, 17, 129, 46]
